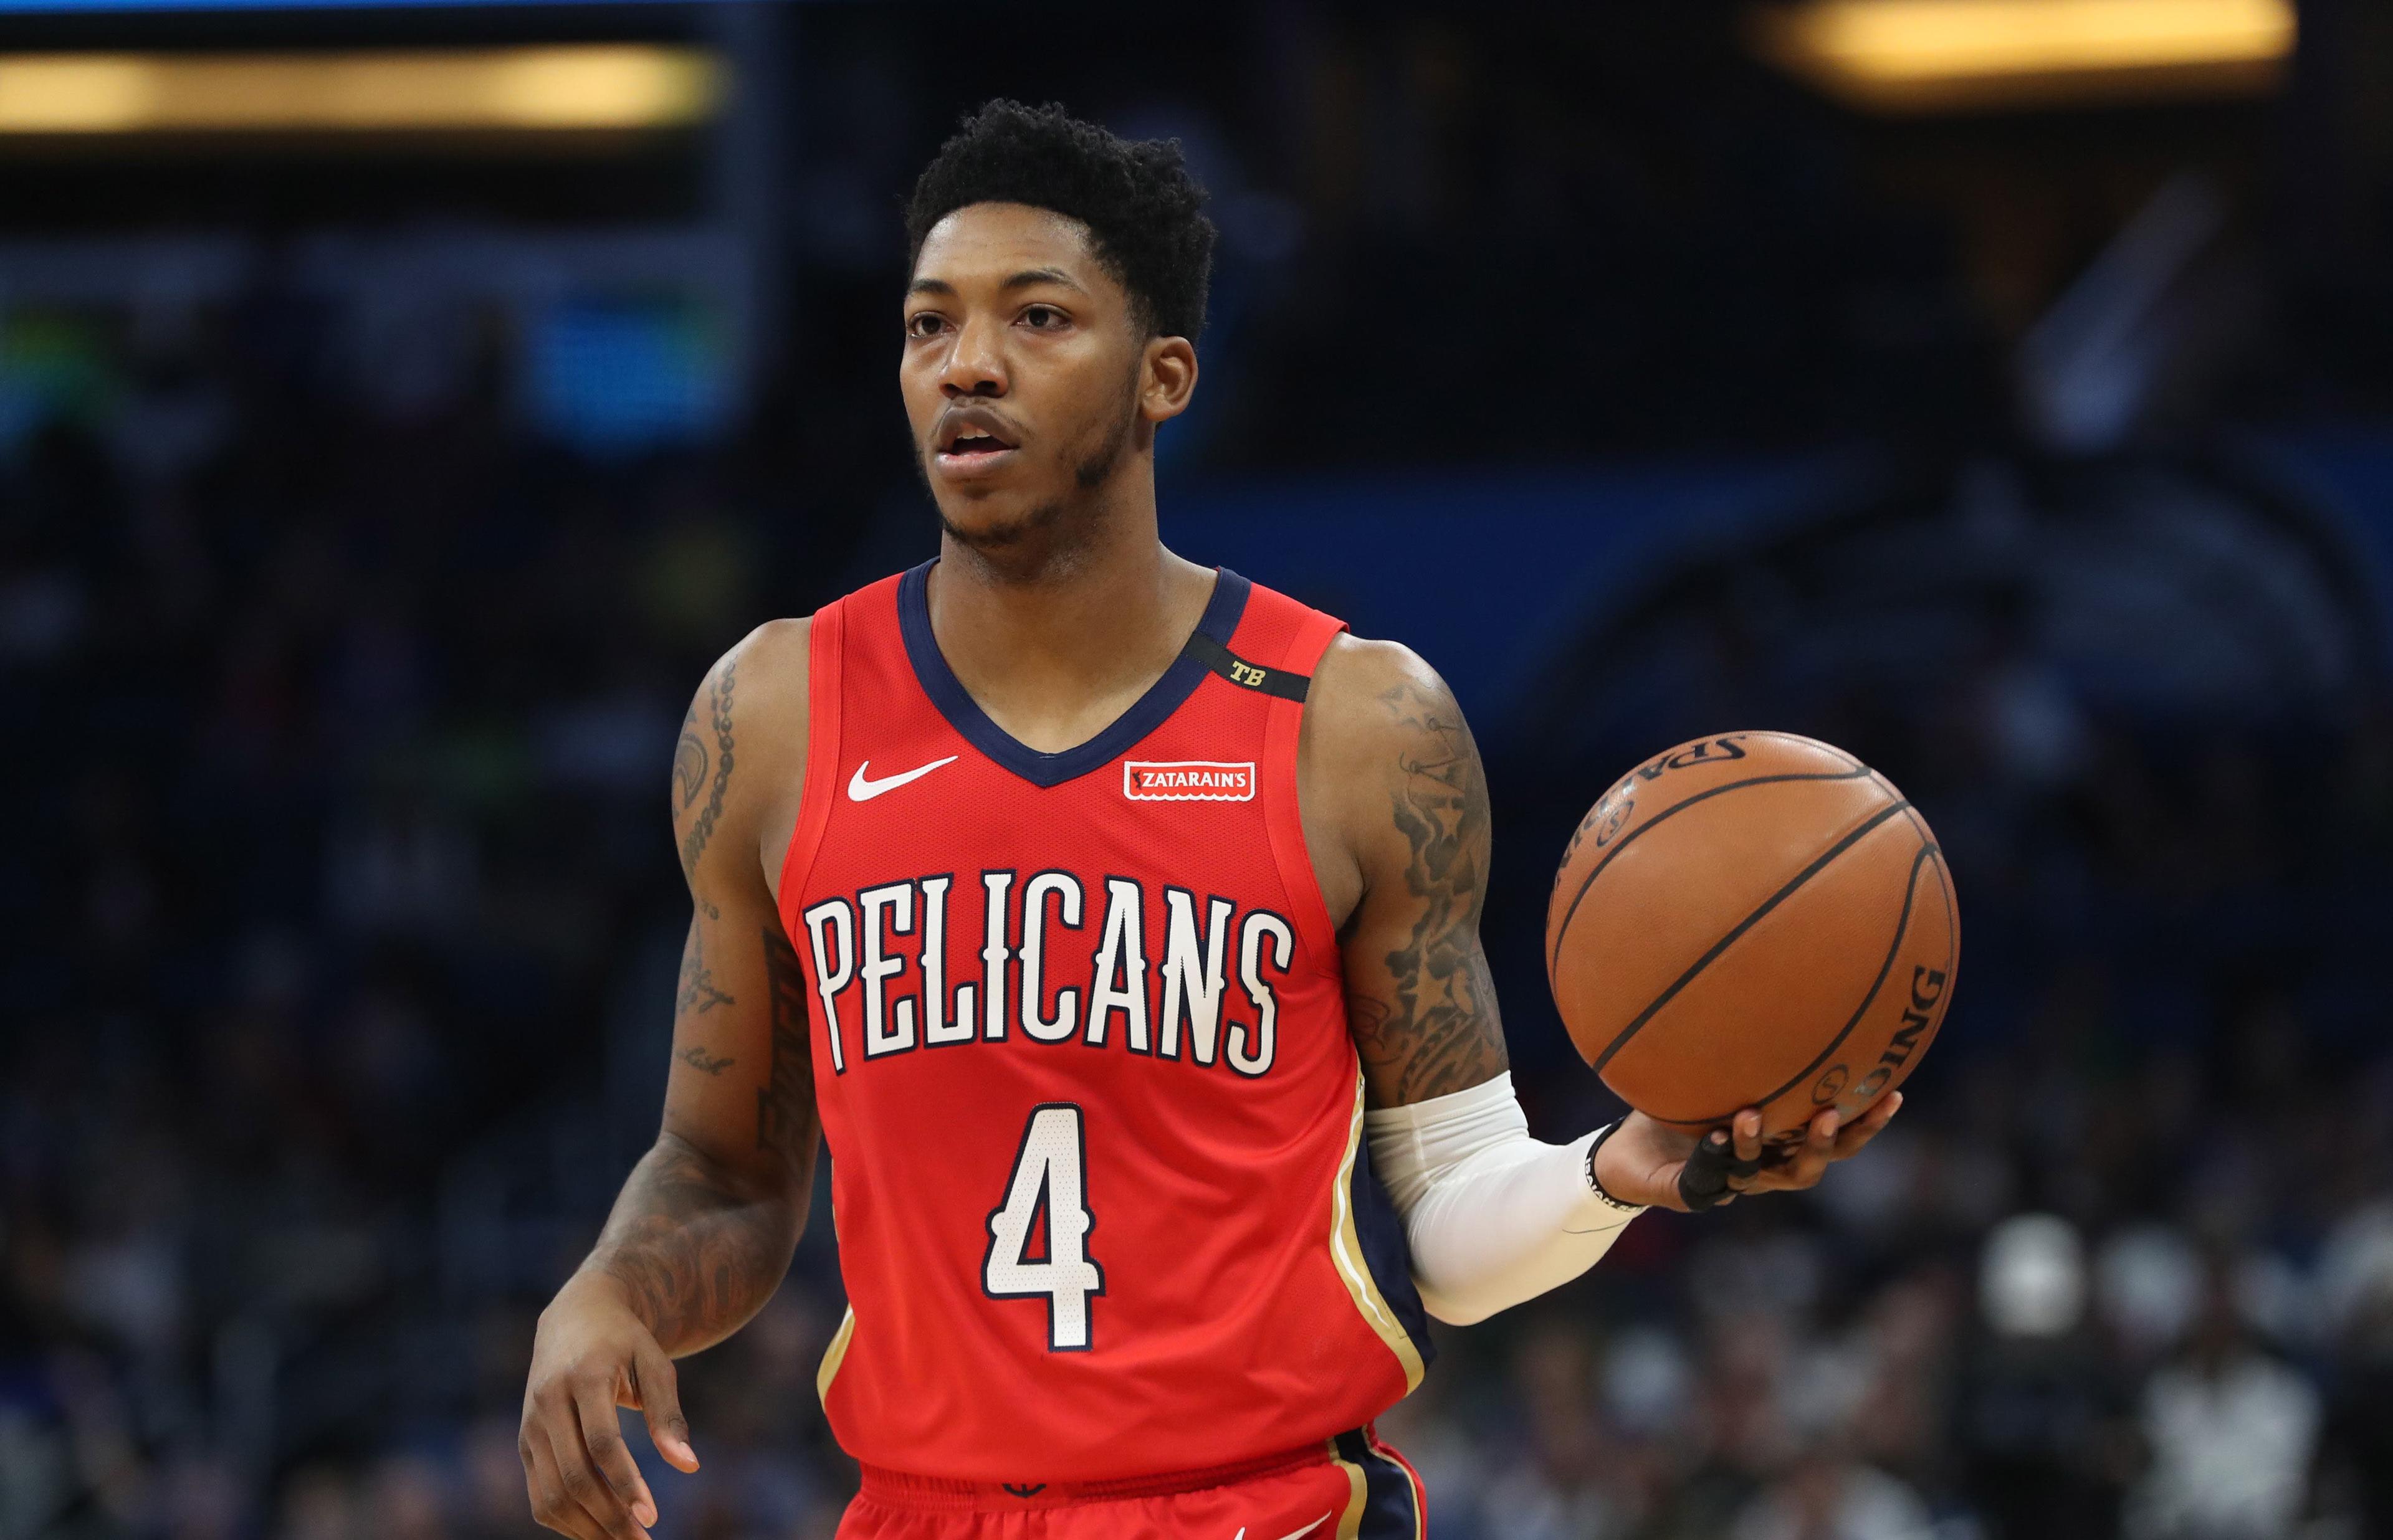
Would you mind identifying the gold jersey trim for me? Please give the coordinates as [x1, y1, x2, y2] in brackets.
[1326, 1070, 1426, 1394]
[1327, 1437, 1370, 1540]
[815, 1304, 856, 1407]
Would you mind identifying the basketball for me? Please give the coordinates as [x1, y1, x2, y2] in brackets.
[1545, 731, 1958, 1142]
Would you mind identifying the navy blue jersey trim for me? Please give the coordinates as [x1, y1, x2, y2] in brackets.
[1335, 1430, 1421, 1538]
[898, 561, 1254, 790]
[1349, 1129, 1437, 1374]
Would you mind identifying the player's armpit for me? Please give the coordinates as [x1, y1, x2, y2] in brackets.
[1304, 636, 1511, 1108]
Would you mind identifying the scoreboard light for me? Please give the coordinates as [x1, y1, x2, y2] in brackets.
[0, 44, 718, 134]
[1750, 0, 2296, 112]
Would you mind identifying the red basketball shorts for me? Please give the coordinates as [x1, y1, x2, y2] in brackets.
[836, 1428, 1425, 1540]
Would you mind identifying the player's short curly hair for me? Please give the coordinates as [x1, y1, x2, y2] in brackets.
[905, 100, 1216, 342]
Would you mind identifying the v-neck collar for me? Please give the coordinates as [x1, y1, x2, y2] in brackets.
[897, 559, 1253, 789]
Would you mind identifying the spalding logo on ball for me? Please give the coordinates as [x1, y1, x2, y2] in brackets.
[1545, 731, 1957, 1144]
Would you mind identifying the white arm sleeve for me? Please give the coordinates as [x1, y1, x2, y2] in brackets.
[1364, 1072, 1645, 1326]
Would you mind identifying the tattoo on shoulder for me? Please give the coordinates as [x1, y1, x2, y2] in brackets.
[673, 701, 707, 812]
[677, 1044, 734, 1075]
[677, 658, 737, 884]
[757, 922, 814, 1179]
[1352, 678, 1509, 1101]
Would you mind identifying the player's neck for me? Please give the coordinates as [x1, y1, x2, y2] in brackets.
[927, 500, 1215, 756]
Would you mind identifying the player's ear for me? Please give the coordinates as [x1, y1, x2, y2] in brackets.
[1140, 335, 1198, 423]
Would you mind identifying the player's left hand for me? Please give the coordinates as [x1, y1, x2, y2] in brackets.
[1592, 1093, 1903, 1214]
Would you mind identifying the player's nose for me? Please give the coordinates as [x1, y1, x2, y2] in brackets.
[938, 313, 1008, 398]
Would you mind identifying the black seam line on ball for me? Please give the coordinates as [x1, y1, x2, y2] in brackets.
[1549, 757, 1875, 978]
[1588, 799, 1914, 1077]
[1648, 839, 1944, 1126]
[1547, 738, 1869, 974]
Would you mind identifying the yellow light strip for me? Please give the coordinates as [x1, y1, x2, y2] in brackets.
[1750, 0, 2296, 112]
[0, 45, 719, 135]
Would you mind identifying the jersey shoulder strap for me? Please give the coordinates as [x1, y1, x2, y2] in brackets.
[1191, 571, 1345, 698]
[1230, 574, 1347, 977]
[1178, 627, 1312, 701]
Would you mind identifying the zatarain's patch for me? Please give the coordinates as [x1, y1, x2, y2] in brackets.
[1124, 761, 1255, 801]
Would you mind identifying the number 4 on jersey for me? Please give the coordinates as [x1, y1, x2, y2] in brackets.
[983, 1104, 1106, 1351]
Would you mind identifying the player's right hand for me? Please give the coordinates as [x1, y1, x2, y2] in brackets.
[521, 1273, 699, 1540]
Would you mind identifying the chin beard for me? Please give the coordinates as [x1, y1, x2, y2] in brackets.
[930, 404, 1137, 564]
[936, 496, 1069, 555]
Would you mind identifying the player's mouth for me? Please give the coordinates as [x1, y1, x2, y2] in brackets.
[934, 409, 1022, 477]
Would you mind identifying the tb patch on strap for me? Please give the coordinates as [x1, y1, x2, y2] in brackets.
[1181, 630, 1309, 701]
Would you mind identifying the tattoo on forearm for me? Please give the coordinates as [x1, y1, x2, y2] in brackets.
[595, 1135, 798, 1352]
[677, 920, 735, 1015]
[600, 924, 812, 1351]
[1354, 680, 1509, 1101]
[757, 922, 815, 1181]
[677, 659, 737, 884]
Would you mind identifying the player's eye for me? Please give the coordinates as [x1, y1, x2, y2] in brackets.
[1020, 305, 1066, 330]
[905, 312, 946, 338]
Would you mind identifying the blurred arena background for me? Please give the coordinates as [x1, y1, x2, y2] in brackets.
[6, 2, 2393, 1538]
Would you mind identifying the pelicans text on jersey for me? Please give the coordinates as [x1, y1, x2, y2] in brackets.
[775, 561, 1433, 1509]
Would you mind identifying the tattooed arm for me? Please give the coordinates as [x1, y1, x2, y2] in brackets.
[1301, 637, 1508, 1108]
[1303, 637, 1901, 1323]
[592, 627, 818, 1353]
[1302, 639, 1643, 1323]
[523, 620, 818, 1540]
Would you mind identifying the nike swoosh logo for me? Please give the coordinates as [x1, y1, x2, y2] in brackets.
[848, 756, 958, 802]
[1233, 1514, 1329, 1540]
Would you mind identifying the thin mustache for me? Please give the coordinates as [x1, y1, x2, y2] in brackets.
[934, 405, 1021, 448]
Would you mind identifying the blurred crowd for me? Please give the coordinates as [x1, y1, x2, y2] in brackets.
[7, 268, 2393, 1540]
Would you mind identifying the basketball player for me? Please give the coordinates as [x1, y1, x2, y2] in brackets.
[522, 102, 1901, 1540]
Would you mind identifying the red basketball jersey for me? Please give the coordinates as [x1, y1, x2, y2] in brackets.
[775, 562, 1433, 1485]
